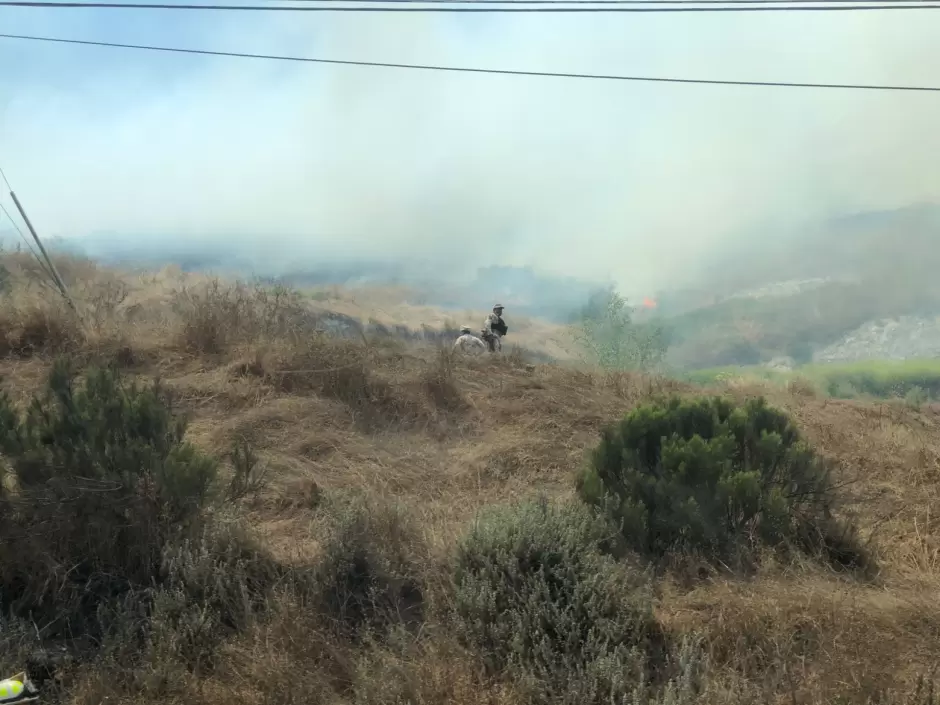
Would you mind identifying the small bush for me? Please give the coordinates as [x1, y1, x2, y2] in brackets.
[79, 518, 287, 697]
[78, 275, 129, 335]
[574, 286, 669, 372]
[313, 493, 424, 640]
[226, 437, 269, 501]
[577, 395, 867, 569]
[256, 338, 432, 431]
[172, 279, 309, 354]
[0, 360, 218, 637]
[905, 385, 929, 409]
[454, 499, 664, 705]
[0, 296, 83, 357]
[161, 519, 283, 633]
[787, 375, 818, 398]
[422, 348, 465, 411]
[172, 279, 248, 354]
[260, 336, 372, 398]
[143, 519, 285, 678]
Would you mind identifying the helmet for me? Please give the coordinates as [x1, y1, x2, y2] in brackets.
[460, 326, 472, 334]
[493, 303, 504, 311]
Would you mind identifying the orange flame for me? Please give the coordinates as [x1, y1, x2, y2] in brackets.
[641, 297, 657, 309]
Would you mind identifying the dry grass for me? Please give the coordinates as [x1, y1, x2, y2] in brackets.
[301, 283, 580, 360]
[0, 293, 83, 357]
[0, 255, 938, 704]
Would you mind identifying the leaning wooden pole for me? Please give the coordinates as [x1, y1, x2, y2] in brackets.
[9, 189, 78, 313]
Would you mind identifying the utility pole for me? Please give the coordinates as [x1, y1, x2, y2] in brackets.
[8, 189, 78, 313]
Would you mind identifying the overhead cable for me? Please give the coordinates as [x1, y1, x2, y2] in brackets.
[2, 33, 939, 92]
[3, 0, 940, 10]
[188, 0, 940, 4]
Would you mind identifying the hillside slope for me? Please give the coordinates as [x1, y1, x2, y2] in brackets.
[654, 204, 940, 368]
[0, 257, 938, 704]
[687, 204, 940, 298]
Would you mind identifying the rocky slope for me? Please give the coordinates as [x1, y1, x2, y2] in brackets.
[815, 315, 940, 362]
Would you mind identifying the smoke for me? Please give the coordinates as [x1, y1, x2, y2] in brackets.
[1, 8, 939, 297]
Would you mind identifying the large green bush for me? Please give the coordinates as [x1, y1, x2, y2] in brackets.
[454, 499, 664, 704]
[0, 360, 218, 637]
[577, 395, 866, 568]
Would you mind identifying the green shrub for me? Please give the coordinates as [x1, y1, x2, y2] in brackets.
[0, 360, 218, 638]
[77, 516, 287, 696]
[577, 395, 867, 569]
[905, 385, 929, 409]
[574, 286, 669, 372]
[454, 499, 664, 704]
[141, 518, 285, 682]
[313, 493, 424, 640]
[226, 437, 269, 501]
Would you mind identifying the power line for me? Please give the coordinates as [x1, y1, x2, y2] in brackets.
[0, 199, 53, 272]
[179, 0, 940, 3]
[3, 0, 940, 9]
[0, 164, 59, 282]
[0, 163, 79, 308]
[3, 33, 940, 92]
[0, 201, 28, 244]
[214, 0, 940, 3]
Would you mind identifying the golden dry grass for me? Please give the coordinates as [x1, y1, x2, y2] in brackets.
[0, 256, 938, 704]
[289, 282, 580, 360]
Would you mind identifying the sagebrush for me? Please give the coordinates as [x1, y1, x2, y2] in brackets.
[313, 493, 425, 640]
[454, 499, 665, 705]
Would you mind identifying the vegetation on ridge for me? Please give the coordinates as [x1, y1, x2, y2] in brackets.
[0, 253, 935, 705]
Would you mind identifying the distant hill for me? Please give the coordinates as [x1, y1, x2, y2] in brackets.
[656, 203, 940, 369]
[687, 203, 940, 297]
[20, 202, 940, 369]
[40, 233, 604, 324]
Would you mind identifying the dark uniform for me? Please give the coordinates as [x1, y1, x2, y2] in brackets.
[481, 304, 508, 353]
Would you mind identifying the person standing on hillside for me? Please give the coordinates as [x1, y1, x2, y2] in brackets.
[481, 304, 508, 353]
[453, 326, 486, 355]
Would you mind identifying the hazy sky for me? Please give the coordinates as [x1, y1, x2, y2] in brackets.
[1, 5, 939, 295]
